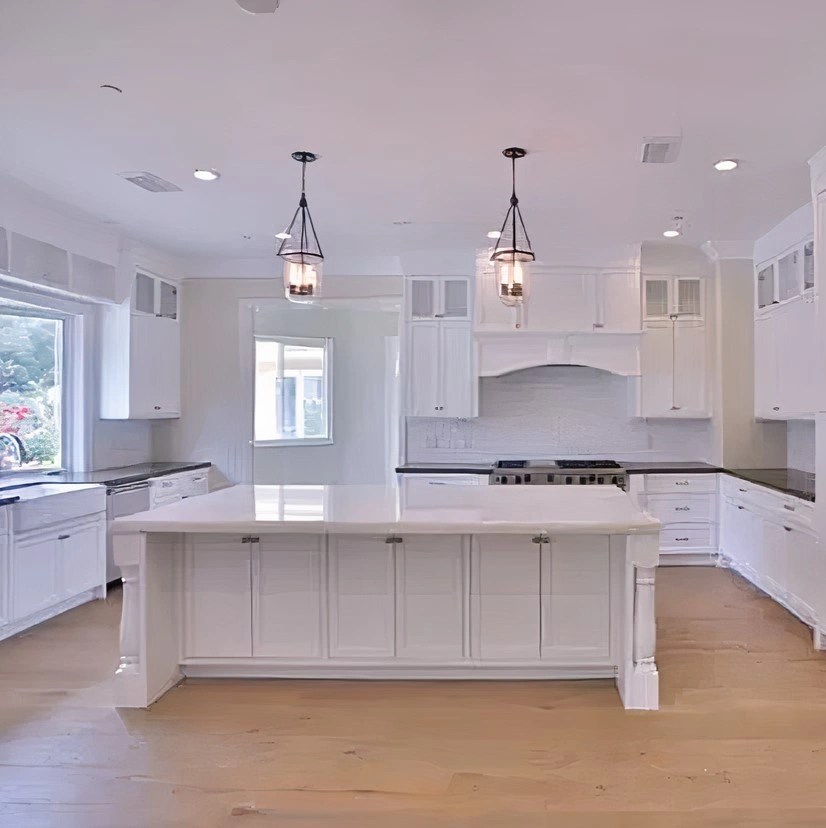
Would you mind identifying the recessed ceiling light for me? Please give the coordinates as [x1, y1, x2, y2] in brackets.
[714, 159, 739, 172]
[663, 215, 684, 238]
[487, 230, 501, 239]
[275, 231, 291, 240]
[193, 168, 220, 182]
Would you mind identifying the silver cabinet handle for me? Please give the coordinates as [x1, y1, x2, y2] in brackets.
[675, 537, 689, 542]
[773, 406, 780, 411]
[783, 504, 795, 512]
[58, 534, 70, 540]
[385, 536, 403, 544]
[675, 506, 690, 511]
[738, 488, 747, 493]
[675, 480, 690, 486]
[784, 526, 793, 533]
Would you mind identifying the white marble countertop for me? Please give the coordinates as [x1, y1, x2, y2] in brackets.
[113, 483, 659, 535]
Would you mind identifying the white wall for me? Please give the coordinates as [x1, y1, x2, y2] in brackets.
[152, 276, 402, 484]
[406, 366, 715, 463]
[788, 421, 816, 473]
[252, 303, 399, 484]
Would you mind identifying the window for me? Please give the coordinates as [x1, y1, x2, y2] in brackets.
[254, 336, 332, 445]
[0, 304, 64, 470]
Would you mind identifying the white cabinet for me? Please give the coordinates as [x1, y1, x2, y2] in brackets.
[9, 232, 70, 290]
[328, 535, 395, 658]
[100, 271, 182, 420]
[470, 535, 540, 660]
[61, 522, 105, 600]
[11, 533, 60, 621]
[407, 277, 470, 320]
[396, 535, 464, 660]
[0, 508, 8, 628]
[405, 319, 475, 418]
[183, 535, 252, 658]
[640, 276, 708, 419]
[541, 536, 610, 659]
[755, 295, 816, 419]
[253, 535, 323, 658]
[720, 477, 822, 640]
[640, 319, 708, 418]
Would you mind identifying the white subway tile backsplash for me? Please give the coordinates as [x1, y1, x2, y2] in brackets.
[406, 366, 714, 463]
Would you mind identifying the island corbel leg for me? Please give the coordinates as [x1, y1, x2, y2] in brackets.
[114, 531, 183, 708]
[615, 532, 660, 710]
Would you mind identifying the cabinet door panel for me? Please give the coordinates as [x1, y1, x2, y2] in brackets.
[640, 323, 673, 415]
[600, 271, 641, 331]
[754, 313, 779, 417]
[12, 535, 59, 621]
[254, 535, 323, 657]
[407, 322, 441, 416]
[471, 535, 540, 660]
[542, 536, 609, 657]
[183, 535, 252, 657]
[673, 321, 707, 414]
[440, 321, 474, 417]
[129, 315, 181, 417]
[396, 536, 463, 660]
[61, 522, 103, 599]
[528, 272, 592, 331]
[761, 521, 787, 596]
[328, 536, 395, 657]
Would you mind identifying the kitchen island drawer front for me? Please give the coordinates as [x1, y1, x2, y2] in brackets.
[660, 525, 713, 549]
[645, 494, 716, 524]
[644, 474, 717, 495]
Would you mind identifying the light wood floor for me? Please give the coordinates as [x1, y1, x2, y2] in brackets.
[2, 568, 826, 827]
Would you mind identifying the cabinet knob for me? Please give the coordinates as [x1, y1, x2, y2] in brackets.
[385, 536, 403, 544]
[772, 406, 780, 411]
[58, 534, 70, 541]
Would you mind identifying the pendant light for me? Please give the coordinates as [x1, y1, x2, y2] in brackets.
[490, 147, 535, 306]
[277, 151, 324, 303]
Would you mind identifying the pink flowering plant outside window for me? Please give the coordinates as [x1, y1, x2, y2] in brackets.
[0, 314, 62, 471]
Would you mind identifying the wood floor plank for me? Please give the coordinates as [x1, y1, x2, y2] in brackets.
[2, 567, 826, 826]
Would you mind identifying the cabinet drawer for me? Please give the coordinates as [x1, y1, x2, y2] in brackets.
[660, 525, 713, 549]
[645, 494, 716, 523]
[645, 474, 717, 494]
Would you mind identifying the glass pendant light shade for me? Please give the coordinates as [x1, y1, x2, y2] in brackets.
[277, 151, 325, 303]
[490, 147, 535, 307]
[283, 257, 322, 301]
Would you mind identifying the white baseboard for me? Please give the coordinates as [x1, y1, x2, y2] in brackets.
[658, 549, 718, 567]
[0, 588, 103, 642]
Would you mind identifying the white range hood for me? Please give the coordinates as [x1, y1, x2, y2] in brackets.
[474, 245, 643, 377]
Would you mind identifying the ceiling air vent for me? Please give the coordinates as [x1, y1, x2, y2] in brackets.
[117, 171, 182, 193]
[640, 136, 682, 164]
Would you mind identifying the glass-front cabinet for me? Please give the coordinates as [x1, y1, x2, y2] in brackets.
[643, 276, 704, 320]
[755, 236, 814, 311]
[407, 277, 470, 321]
[132, 271, 178, 320]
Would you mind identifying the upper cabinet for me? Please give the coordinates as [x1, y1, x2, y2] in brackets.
[753, 203, 816, 420]
[407, 277, 469, 321]
[639, 274, 710, 419]
[402, 276, 477, 418]
[100, 270, 182, 420]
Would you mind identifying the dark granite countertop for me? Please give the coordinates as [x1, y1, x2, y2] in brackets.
[0, 462, 211, 492]
[396, 464, 494, 475]
[726, 468, 815, 503]
[623, 462, 723, 475]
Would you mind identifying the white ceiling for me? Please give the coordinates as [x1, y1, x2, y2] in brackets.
[2, 0, 825, 269]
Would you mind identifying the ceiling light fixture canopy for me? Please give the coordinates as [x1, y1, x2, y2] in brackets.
[663, 215, 684, 238]
[277, 151, 324, 302]
[490, 147, 534, 307]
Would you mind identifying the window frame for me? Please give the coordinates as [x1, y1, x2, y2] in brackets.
[0, 291, 80, 473]
[253, 334, 334, 448]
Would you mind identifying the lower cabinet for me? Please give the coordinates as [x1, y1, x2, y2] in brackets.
[254, 534, 323, 658]
[395, 535, 464, 660]
[183, 535, 252, 658]
[328, 535, 395, 658]
[8, 515, 105, 627]
[180, 532, 613, 665]
[471, 535, 540, 660]
[12, 533, 60, 621]
[720, 491, 822, 632]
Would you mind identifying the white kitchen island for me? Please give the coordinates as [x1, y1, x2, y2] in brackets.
[112, 483, 661, 710]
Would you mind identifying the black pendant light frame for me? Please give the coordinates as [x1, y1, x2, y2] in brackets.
[490, 147, 535, 265]
[277, 150, 324, 266]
